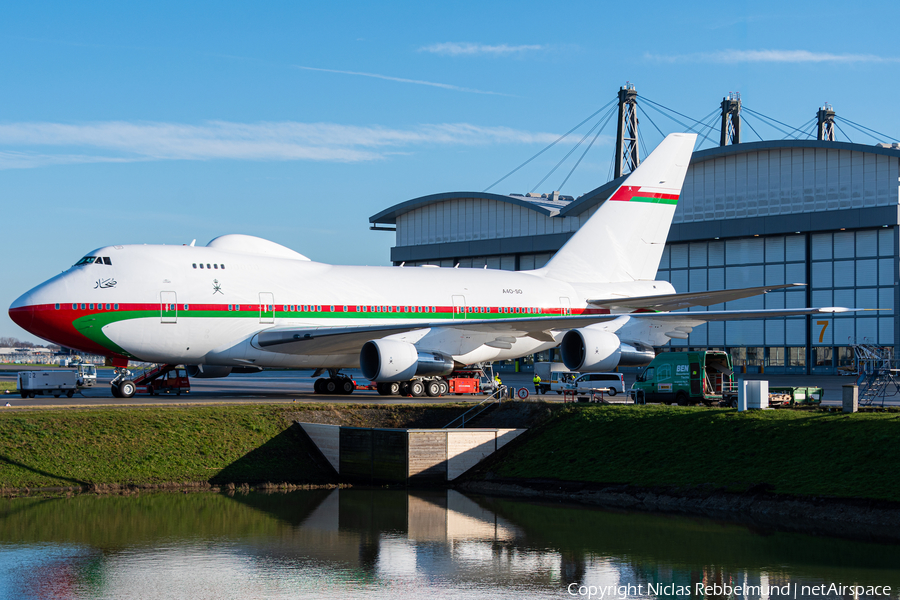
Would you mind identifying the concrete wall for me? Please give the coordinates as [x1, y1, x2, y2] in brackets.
[298, 423, 340, 472]
[298, 423, 526, 483]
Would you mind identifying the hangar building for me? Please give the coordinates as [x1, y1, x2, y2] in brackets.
[370, 103, 900, 375]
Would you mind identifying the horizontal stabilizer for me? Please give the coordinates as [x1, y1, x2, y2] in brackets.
[587, 284, 805, 312]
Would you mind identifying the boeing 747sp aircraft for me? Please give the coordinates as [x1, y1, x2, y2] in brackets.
[9, 133, 850, 397]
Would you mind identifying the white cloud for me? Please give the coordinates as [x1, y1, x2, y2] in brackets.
[419, 42, 545, 56]
[0, 121, 563, 169]
[646, 49, 900, 64]
[293, 65, 510, 95]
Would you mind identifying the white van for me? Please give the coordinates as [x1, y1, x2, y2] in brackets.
[567, 373, 625, 396]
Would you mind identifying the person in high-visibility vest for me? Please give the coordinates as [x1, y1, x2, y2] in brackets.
[533, 373, 541, 394]
[494, 374, 502, 389]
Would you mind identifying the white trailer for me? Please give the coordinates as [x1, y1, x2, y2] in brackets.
[17, 370, 79, 398]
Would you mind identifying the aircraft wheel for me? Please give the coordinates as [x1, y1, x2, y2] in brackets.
[341, 379, 354, 394]
[325, 379, 338, 394]
[425, 380, 441, 397]
[118, 380, 136, 398]
[410, 380, 425, 397]
[111, 383, 122, 398]
[67, 390, 74, 398]
[399, 382, 410, 396]
[314, 379, 325, 394]
[388, 381, 400, 395]
[376, 382, 390, 395]
[439, 381, 448, 396]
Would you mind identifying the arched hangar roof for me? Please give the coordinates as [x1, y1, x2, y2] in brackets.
[370, 140, 900, 224]
[369, 191, 572, 226]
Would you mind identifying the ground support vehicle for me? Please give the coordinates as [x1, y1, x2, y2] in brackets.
[767, 386, 823, 407]
[110, 364, 191, 398]
[631, 351, 738, 406]
[567, 373, 625, 397]
[69, 363, 97, 387]
[533, 362, 573, 394]
[17, 370, 80, 398]
[141, 366, 190, 396]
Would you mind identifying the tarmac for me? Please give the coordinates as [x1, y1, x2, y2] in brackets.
[1, 366, 897, 409]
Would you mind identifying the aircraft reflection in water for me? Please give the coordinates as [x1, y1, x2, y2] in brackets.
[0, 490, 899, 599]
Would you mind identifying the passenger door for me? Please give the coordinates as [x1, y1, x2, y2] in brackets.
[160, 291, 177, 324]
[452, 295, 466, 320]
[259, 292, 275, 324]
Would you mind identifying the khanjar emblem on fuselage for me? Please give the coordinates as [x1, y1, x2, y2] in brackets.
[212, 279, 223, 295]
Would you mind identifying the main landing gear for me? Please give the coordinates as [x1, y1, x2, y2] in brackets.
[376, 378, 448, 397]
[313, 370, 355, 395]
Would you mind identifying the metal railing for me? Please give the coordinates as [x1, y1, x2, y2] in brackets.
[443, 386, 506, 428]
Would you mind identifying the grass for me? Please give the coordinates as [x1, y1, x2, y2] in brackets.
[0, 382, 16, 393]
[488, 405, 900, 502]
[0, 405, 335, 490]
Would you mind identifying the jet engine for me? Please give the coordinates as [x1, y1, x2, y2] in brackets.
[560, 329, 657, 371]
[360, 340, 454, 382]
[185, 365, 264, 378]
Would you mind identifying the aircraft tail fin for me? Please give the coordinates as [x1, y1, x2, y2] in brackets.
[538, 132, 697, 283]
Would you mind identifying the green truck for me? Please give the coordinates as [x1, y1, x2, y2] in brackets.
[631, 351, 738, 406]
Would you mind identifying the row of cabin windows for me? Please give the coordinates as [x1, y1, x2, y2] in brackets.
[74, 256, 112, 266]
[55, 303, 560, 314]
[193, 263, 225, 269]
[59, 303, 120, 310]
[219, 305, 549, 314]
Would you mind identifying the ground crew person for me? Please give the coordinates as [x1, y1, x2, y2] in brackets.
[533, 373, 541, 394]
[494, 374, 502, 389]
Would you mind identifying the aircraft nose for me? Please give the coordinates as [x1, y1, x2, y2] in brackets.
[8, 293, 35, 333]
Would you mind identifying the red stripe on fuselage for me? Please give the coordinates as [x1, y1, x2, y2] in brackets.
[9, 302, 614, 359]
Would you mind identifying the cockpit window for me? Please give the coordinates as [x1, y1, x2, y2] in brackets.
[74, 256, 112, 266]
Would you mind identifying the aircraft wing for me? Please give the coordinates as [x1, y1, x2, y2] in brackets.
[254, 315, 621, 355]
[253, 306, 856, 355]
[586, 284, 805, 311]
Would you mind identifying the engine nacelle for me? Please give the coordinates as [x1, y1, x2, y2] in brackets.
[560, 329, 622, 372]
[360, 340, 454, 382]
[618, 341, 656, 366]
[186, 365, 233, 378]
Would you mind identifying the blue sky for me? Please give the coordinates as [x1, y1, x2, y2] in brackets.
[3, 0, 900, 343]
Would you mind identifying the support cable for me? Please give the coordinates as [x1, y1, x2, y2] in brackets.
[558, 107, 618, 191]
[639, 95, 719, 132]
[530, 104, 616, 193]
[637, 104, 666, 139]
[697, 111, 723, 148]
[740, 112, 765, 141]
[742, 107, 810, 139]
[640, 100, 713, 136]
[835, 116, 899, 143]
[483, 98, 617, 192]
[834, 122, 854, 144]
[791, 117, 817, 139]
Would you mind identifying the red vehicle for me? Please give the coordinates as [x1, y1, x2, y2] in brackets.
[137, 365, 191, 396]
[447, 370, 495, 394]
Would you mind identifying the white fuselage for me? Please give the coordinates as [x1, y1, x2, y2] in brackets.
[11, 242, 676, 368]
